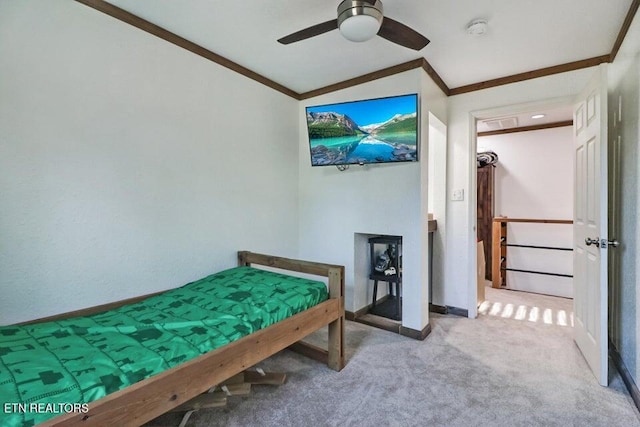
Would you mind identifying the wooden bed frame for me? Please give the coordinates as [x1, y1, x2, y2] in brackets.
[33, 251, 345, 426]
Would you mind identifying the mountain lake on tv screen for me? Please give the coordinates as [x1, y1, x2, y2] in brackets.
[308, 112, 417, 166]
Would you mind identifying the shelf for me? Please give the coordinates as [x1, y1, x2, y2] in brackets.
[368, 235, 402, 245]
[369, 273, 401, 282]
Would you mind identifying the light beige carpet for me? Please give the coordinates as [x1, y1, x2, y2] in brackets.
[480, 285, 574, 326]
[148, 288, 640, 427]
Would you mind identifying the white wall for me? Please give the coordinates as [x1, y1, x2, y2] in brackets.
[608, 9, 640, 389]
[478, 127, 573, 297]
[297, 69, 446, 331]
[0, 1, 299, 324]
[447, 68, 594, 316]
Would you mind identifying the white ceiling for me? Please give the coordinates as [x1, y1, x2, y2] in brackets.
[476, 105, 573, 133]
[104, 0, 633, 94]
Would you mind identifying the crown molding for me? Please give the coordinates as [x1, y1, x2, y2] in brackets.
[297, 58, 425, 100]
[75, 0, 639, 100]
[419, 58, 450, 96]
[477, 120, 573, 137]
[74, 0, 299, 99]
[448, 55, 610, 96]
[610, 0, 640, 62]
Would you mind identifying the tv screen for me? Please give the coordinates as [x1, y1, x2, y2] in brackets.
[306, 93, 418, 166]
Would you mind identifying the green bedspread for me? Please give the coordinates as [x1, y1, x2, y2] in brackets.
[0, 266, 328, 426]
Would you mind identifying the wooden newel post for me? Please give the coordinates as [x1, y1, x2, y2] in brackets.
[492, 218, 507, 288]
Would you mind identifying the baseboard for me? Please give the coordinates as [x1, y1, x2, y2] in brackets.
[429, 303, 469, 318]
[353, 303, 469, 320]
[348, 296, 431, 340]
[353, 315, 401, 334]
[400, 323, 432, 341]
[448, 306, 469, 317]
[346, 295, 391, 321]
[345, 307, 367, 321]
[609, 339, 640, 412]
[429, 303, 448, 314]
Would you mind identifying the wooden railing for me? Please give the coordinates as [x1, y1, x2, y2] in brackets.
[491, 218, 573, 289]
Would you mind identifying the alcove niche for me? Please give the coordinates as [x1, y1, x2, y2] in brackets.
[352, 232, 403, 333]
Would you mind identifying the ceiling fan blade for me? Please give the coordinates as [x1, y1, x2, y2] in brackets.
[377, 17, 430, 50]
[278, 19, 338, 45]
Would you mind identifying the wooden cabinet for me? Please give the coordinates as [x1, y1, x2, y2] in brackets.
[477, 165, 495, 280]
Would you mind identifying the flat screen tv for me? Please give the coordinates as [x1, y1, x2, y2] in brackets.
[305, 93, 418, 167]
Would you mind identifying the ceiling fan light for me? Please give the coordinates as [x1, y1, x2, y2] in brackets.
[339, 15, 381, 42]
[337, 0, 383, 42]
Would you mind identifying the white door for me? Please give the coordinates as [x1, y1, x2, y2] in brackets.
[573, 64, 608, 386]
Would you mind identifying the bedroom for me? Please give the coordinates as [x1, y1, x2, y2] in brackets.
[1, 0, 640, 425]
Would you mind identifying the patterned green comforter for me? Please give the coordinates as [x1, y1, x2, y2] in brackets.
[0, 266, 328, 426]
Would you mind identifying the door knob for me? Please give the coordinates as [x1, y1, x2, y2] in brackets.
[585, 237, 600, 247]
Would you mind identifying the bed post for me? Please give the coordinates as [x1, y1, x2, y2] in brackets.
[236, 251, 345, 371]
[327, 266, 345, 371]
[238, 251, 250, 267]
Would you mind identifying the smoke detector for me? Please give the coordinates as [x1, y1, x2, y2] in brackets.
[466, 19, 488, 36]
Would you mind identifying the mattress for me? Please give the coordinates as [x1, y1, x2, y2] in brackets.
[0, 266, 328, 426]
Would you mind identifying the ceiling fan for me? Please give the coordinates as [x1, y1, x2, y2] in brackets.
[277, 0, 430, 51]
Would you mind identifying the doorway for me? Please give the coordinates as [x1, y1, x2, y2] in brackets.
[475, 104, 575, 302]
[469, 96, 575, 312]
[468, 65, 611, 385]
[470, 99, 578, 332]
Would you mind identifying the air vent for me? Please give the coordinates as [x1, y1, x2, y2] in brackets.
[481, 117, 519, 130]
